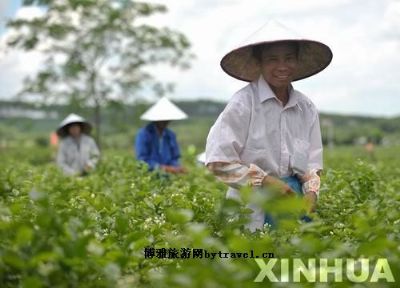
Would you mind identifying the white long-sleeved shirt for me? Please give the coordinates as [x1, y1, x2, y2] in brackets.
[206, 75, 322, 177]
[206, 75, 322, 213]
[56, 134, 100, 176]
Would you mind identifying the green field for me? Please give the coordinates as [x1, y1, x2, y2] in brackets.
[0, 145, 399, 287]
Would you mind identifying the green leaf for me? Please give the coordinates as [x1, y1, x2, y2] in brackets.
[166, 208, 193, 224]
[16, 226, 33, 245]
[22, 276, 43, 288]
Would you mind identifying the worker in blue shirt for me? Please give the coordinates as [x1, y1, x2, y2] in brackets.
[135, 97, 187, 174]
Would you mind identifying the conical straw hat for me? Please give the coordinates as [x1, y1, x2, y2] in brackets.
[56, 113, 92, 137]
[221, 20, 333, 82]
[140, 97, 188, 121]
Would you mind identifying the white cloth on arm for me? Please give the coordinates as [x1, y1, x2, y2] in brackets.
[301, 169, 321, 197]
[207, 162, 268, 189]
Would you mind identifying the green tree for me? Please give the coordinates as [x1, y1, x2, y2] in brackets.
[6, 0, 192, 145]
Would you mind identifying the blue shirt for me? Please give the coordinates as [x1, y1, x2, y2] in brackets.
[135, 123, 181, 170]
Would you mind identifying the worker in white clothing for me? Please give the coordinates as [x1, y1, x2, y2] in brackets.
[205, 21, 332, 231]
[56, 113, 100, 176]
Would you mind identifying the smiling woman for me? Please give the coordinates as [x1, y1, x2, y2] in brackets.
[257, 42, 299, 105]
[206, 20, 332, 231]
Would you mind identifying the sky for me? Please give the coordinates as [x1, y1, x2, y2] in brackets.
[1, 0, 400, 117]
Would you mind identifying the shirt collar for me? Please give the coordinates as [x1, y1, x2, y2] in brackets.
[256, 75, 302, 112]
[148, 122, 167, 137]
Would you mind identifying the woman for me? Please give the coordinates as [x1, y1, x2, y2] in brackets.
[56, 113, 100, 176]
[205, 21, 332, 231]
[135, 97, 187, 174]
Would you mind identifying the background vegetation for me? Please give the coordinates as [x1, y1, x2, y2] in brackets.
[0, 142, 399, 287]
[2, 99, 400, 152]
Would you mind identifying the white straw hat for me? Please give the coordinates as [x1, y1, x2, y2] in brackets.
[221, 20, 333, 82]
[140, 97, 188, 121]
[56, 113, 92, 137]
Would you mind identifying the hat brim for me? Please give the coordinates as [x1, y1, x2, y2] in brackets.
[140, 115, 187, 121]
[221, 39, 333, 82]
[56, 122, 92, 138]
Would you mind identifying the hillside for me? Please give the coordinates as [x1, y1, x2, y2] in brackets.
[1, 100, 399, 148]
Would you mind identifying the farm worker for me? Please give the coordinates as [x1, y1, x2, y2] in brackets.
[56, 113, 100, 176]
[205, 20, 333, 231]
[50, 131, 59, 147]
[135, 97, 187, 174]
[364, 138, 376, 161]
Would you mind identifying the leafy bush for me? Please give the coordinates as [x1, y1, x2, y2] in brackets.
[0, 147, 399, 287]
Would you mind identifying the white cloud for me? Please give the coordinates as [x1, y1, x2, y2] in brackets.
[1, 0, 400, 116]
[382, 0, 400, 36]
[0, 49, 42, 99]
[0, 2, 9, 17]
[0, 6, 46, 99]
[14, 5, 44, 20]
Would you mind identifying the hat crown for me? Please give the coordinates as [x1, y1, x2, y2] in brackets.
[58, 113, 86, 128]
[56, 113, 92, 137]
[237, 20, 302, 48]
[140, 97, 188, 121]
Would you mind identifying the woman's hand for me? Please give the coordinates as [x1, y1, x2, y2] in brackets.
[160, 165, 187, 174]
[262, 175, 295, 196]
[304, 191, 317, 213]
[84, 164, 93, 173]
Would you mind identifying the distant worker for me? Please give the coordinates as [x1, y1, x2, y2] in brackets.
[50, 131, 59, 147]
[56, 113, 100, 176]
[135, 97, 187, 174]
[364, 138, 376, 161]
